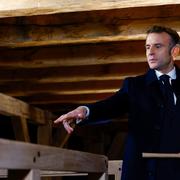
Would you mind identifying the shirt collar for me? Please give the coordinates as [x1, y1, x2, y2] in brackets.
[155, 66, 176, 80]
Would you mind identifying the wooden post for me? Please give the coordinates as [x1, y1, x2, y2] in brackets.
[108, 160, 122, 180]
[11, 116, 30, 142]
[37, 111, 52, 145]
[37, 112, 53, 180]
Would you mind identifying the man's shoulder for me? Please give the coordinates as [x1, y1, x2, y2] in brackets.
[125, 74, 147, 83]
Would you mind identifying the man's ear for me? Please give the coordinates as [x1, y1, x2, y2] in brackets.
[171, 45, 180, 59]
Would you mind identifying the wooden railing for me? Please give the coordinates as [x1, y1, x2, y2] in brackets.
[0, 93, 122, 179]
[143, 152, 180, 158]
[0, 92, 54, 145]
[0, 138, 108, 180]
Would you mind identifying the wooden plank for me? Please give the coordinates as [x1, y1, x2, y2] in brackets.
[1, 6, 180, 26]
[41, 170, 88, 176]
[0, 41, 178, 69]
[0, 23, 145, 48]
[143, 152, 180, 158]
[0, 169, 88, 178]
[0, 138, 108, 173]
[108, 160, 122, 180]
[0, 0, 180, 18]
[0, 92, 51, 125]
[0, 17, 180, 47]
[20, 93, 116, 104]
[11, 117, 30, 142]
[0, 80, 123, 96]
[0, 59, 177, 84]
[0, 62, 147, 83]
[0, 169, 6, 178]
[0, 41, 146, 68]
[0, 169, 108, 179]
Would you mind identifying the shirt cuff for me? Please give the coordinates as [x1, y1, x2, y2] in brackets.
[76, 106, 90, 124]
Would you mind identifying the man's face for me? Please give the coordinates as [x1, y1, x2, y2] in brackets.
[145, 32, 174, 73]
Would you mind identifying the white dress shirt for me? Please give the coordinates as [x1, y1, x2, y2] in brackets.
[155, 66, 177, 104]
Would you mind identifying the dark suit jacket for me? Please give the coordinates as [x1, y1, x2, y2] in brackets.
[86, 65, 180, 180]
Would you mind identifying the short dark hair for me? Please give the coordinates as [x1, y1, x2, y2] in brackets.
[147, 25, 180, 46]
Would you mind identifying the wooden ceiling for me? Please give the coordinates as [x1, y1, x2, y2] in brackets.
[0, 1, 180, 115]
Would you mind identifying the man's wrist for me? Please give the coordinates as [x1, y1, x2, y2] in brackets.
[76, 106, 90, 124]
[80, 106, 90, 118]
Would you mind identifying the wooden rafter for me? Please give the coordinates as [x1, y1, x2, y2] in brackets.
[0, 17, 180, 47]
[0, 0, 180, 18]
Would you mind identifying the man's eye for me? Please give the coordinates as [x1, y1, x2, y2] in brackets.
[155, 44, 162, 48]
[145, 46, 150, 50]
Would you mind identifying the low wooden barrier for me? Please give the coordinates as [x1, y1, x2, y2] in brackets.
[143, 152, 180, 158]
[0, 93, 123, 179]
[0, 138, 108, 180]
[108, 160, 122, 180]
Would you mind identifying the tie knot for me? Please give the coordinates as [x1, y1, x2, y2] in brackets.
[160, 74, 170, 84]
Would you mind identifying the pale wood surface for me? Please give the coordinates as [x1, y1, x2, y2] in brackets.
[0, 138, 108, 173]
[25, 169, 41, 180]
[0, 0, 180, 18]
[143, 152, 180, 158]
[108, 160, 122, 180]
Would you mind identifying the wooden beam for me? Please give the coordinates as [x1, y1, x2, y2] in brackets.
[0, 92, 51, 124]
[0, 0, 180, 18]
[0, 41, 146, 68]
[0, 23, 146, 48]
[0, 17, 180, 47]
[19, 93, 115, 104]
[0, 80, 123, 96]
[1, 6, 180, 26]
[0, 42, 178, 68]
[143, 152, 180, 158]
[0, 138, 108, 173]
[0, 62, 148, 83]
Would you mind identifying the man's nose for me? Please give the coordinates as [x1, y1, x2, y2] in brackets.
[149, 46, 155, 54]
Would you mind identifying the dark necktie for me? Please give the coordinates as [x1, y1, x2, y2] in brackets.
[159, 74, 174, 107]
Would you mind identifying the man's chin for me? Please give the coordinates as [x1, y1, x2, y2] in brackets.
[149, 65, 158, 70]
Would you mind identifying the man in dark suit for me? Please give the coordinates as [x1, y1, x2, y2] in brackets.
[54, 25, 180, 180]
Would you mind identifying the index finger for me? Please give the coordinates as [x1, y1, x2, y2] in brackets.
[54, 112, 76, 124]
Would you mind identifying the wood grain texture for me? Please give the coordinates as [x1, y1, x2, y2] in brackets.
[0, 138, 108, 173]
[0, 0, 180, 18]
[0, 93, 51, 124]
